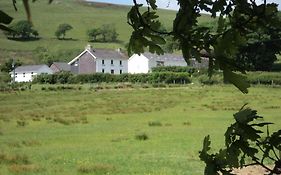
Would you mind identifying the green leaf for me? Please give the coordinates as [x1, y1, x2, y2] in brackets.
[148, 0, 157, 10]
[223, 69, 250, 94]
[217, 15, 225, 33]
[148, 43, 164, 55]
[233, 108, 260, 124]
[150, 35, 166, 45]
[251, 122, 273, 127]
[0, 10, 13, 24]
[203, 135, 211, 153]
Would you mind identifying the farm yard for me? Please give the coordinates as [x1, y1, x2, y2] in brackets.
[0, 84, 280, 175]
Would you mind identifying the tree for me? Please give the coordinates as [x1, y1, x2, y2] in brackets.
[55, 23, 73, 39]
[87, 28, 101, 42]
[235, 27, 281, 71]
[0, 59, 22, 73]
[127, 1, 281, 174]
[0, 1, 280, 174]
[127, 0, 281, 94]
[87, 24, 119, 42]
[100, 24, 119, 42]
[33, 47, 56, 66]
[8, 20, 39, 39]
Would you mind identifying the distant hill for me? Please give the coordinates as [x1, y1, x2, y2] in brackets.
[0, 0, 214, 64]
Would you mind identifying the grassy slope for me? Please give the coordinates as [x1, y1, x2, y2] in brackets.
[0, 0, 213, 64]
[0, 85, 280, 174]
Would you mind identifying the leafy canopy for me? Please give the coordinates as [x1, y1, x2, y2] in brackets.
[199, 106, 281, 175]
[55, 23, 73, 39]
[127, 0, 281, 93]
[87, 24, 119, 42]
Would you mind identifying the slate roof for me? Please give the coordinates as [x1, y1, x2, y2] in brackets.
[143, 52, 185, 62]
[52, 62, 71, 71]
[14, 65, 49, 73]
[141, 52, 209, 68]
[68, 46, 128, 65]
[89, 48, 128, 59]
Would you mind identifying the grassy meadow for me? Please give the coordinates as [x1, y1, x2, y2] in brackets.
[0, 84, 280, 175]
[0, 0, 214, 64]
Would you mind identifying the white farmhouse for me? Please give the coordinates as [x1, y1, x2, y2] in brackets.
[10, 64, 53, 82]
[68, 45, 128, 74]
[128, 52, 209, 73]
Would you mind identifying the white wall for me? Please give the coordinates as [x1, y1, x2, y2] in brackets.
[96, 58, 128, 74]
[12, 72, 38, 82]
[11, 65, 53, 82]
[128, 54, 149, 73]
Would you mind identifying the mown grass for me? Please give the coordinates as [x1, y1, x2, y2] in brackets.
[0, 0, 214, 64]
[0, 85, 280, 174]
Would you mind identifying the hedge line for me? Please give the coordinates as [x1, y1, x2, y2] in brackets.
[32, 71, 281, 86]
[33, 72, 192, 84]
[197, 72, 281, 85]
[247, 72, 281, 85]
[152, 66, 195, 73]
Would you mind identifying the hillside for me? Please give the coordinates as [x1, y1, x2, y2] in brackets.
[0, 0, 214, 64]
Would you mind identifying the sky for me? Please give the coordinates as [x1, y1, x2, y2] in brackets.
[86, 0, 281, 11]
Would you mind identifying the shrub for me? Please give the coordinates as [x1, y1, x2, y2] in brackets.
[247, 71, 281, 85]
[53, 117, 71, 125]
[148, 121, 162, 126]
[33, 72, 192, 85]
[271, 63, 281, 72]
[183, 121, 191, 126]
[77, 163, 115, 174]
[135, 133, 149, 141]
[152, 66, 195, 73]
[197, 74, 223, 85]
[17, 120, 28, 127]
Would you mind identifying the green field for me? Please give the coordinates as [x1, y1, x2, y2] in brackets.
[0, 85, 280, 175]
[0, 0, 214, 64]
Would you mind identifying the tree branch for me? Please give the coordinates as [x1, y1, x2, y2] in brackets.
[132, 0, 173, 35]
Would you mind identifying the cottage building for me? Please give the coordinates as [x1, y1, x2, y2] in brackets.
[128, 52, 209, 73]
[10, 64, 53, 82]
[68, 45, 128, 74]
[50, 62, 71, 73]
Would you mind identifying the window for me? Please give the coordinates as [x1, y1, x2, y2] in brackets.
[15, 73, 17, 75]
[102, 60, 105, 65]
[111, 60, 114, 65]
[31, 72, 33, 74]
[120, 69, 122, 74]
[102, 69, 105, 73]
[111, 69, 114, 74]
[23, 73, 25, 77]
[156, 61, 164, 67]
[120, 60, 122, 66]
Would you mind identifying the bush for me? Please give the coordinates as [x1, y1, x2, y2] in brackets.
[152, 66, 195, 73]
[77, 163, 115, 174]
[148, 121, 162, 126]
[247, 72, 281, 85]
[135, 133, 149, 141]
[197, 74, 223, 85]
[271, 63, 281, 72]
[34, 72, 191, 85]
[0, 72, 11, 83]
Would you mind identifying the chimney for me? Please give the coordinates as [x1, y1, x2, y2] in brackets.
[116, 48, 121, 53]
[85, 44, 93, 51]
